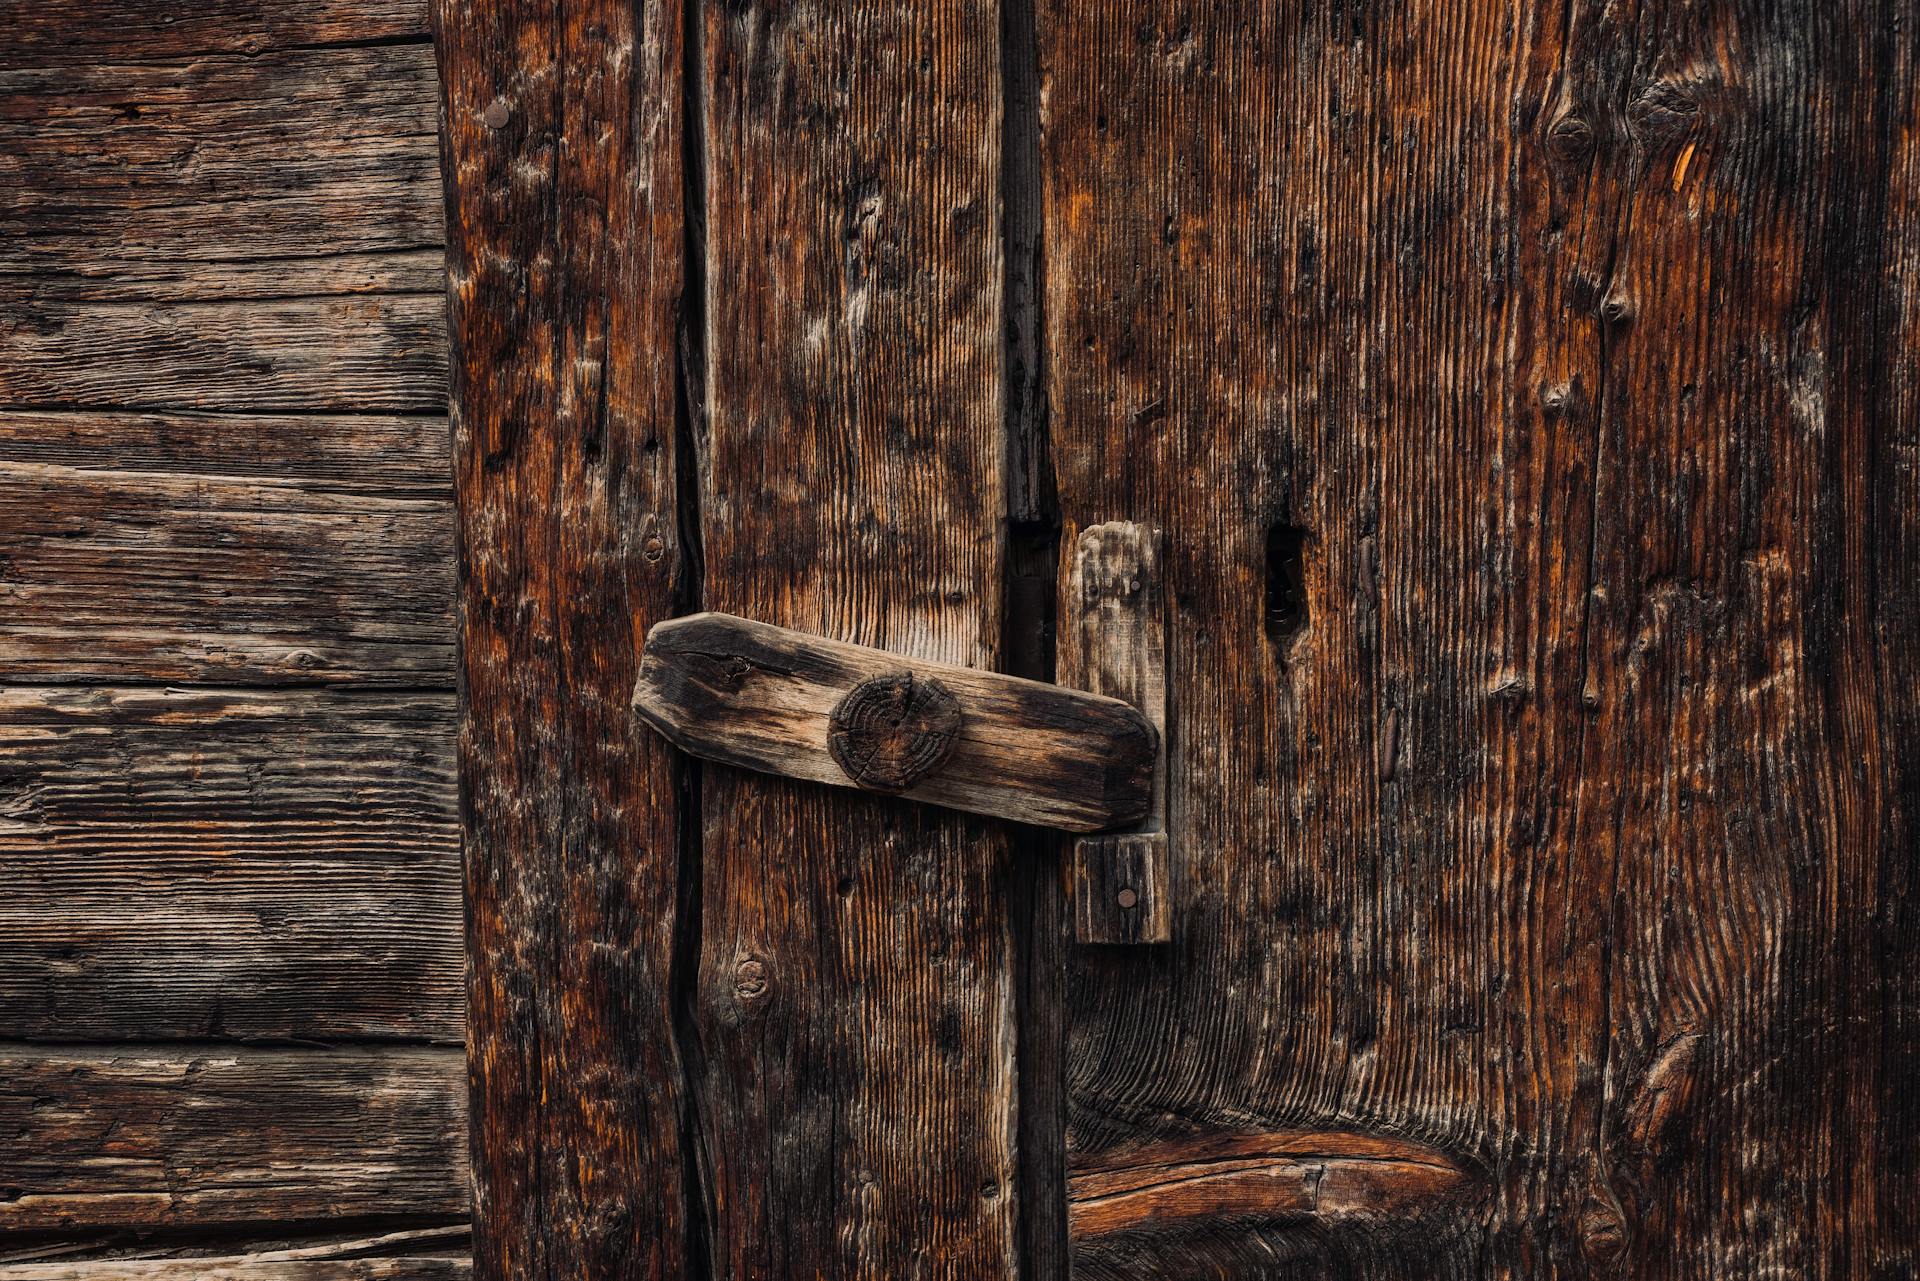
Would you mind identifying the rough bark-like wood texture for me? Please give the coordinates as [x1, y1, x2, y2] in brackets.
[0, 687, 461, 1043]
[1040, 1, 1919, 1277]
[2, 0, 464, 1267]
[636, 612, 1155, 831]
[0, 1048, 467, 1231]
[687, 0, 1019, 1275]
[433, 0, 690, 1276]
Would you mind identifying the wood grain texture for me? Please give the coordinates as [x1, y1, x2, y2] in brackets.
[687, 0, 1019, 1275]
[0, 38, 442, 284]
[0, 1228, 471, 1280]
[1070, 835, 1169, 948]
[1038, 0, 1919, 1276]
[0, 686, 461, 1043]
[433, 0, 691, 1275]
[0, 412, 449, 495]
[0, 464, 454, 685]
[0, 1047, 467, 1231]
[635, 612, 1155, 831]
[3, 0, 465, 1265]
[0, 36, 446, 415]
[0, 0, 430, 63]
[1067, 1129, 1476, 1251]
[0, 1262, 467, 1281]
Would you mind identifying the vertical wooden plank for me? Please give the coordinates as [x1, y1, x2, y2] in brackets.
[689, 1, 1017, 1276]
[1040, 0, 1918, 1277]
[432, 0, 690, 1276]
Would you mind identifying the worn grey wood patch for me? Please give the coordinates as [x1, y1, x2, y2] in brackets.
[633, 611, 1156, 832]
[1060, 522, 1173, 941]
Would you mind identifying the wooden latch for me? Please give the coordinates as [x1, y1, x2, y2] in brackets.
[632, 521, 1173, 942]
[633, 612, 1156, 833]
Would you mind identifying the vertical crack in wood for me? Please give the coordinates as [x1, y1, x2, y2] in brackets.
[999, 0, 1065, 1272]
[669, 0, 714, 1274]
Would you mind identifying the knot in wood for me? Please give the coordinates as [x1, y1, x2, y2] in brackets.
[828, 673, 962, 793]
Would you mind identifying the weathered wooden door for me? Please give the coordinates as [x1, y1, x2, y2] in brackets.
[434, 0, 1918, 1277]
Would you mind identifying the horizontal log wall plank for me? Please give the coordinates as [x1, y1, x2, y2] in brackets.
[0, 1047, 468, 1232]
[0, 1261, 468, 1281]
[0, 43, 441, 267]
[0, 463, 454, 685]
[0, 1, 430, 62]
[0, 39, 445, 416]
[635, 612, 1156, 832]
[0, 686, 461, 1043]
[0, 412, 449, 495]
[0, 1227, 470, 1279]
[0, 298, 445, 415]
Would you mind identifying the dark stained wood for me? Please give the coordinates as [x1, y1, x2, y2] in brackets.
[1070, 835, 1168, 948]
[635, 612, 1155, 831]
[0, 686, 461, 1043]
[1060, 522, 1171, 942]
[3, 0, 465, 1267]
[1039, 1, 1920, 1276]
[0, 464, 454, 685]
[0, 1047, 467, 1231]
[433, 0, 691, 1276]
[686, 0, 1020, 1275]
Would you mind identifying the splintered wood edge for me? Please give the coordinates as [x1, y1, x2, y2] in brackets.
[1067, 1129, 1480, 1243]
[632, 612, 1157, 832]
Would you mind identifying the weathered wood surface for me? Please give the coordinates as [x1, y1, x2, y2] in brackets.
[434, 0, 691, 1275]
[0, 35, 446, 415]
[1040, 1, 1919, 1277]
[0, 298, 445, 415]
[0, 464, 454, 685]
[0, 1229, 471, 1280]
[1067, 1130, 1477, 1250]
[1060, 523, 1171, 941]
[0, 0, 430, 63]
[636, 612, 1155, 831]
[2, 0, 465, 1267]
[0, 1261, 468, 1281]
[686, 0, 1019, 1275]
[0, 36, 441, 281]
[0, 686, 461, 1043]
[0, 1047, 468, 1231]
[1069, 835, 1169, 948]
[0, 412, 449, 494]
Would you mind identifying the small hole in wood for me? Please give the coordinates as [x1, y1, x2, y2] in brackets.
[1264, 521, 1309, 648]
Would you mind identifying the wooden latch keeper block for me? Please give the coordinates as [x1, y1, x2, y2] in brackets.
[1061, 522, 1173, 944]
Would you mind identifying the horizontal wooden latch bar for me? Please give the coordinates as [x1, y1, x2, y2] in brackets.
[632, 612, 1157, 832]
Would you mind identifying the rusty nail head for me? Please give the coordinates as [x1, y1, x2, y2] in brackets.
[1116, 887, 1138, 909]
[483, 101, 511, 129]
